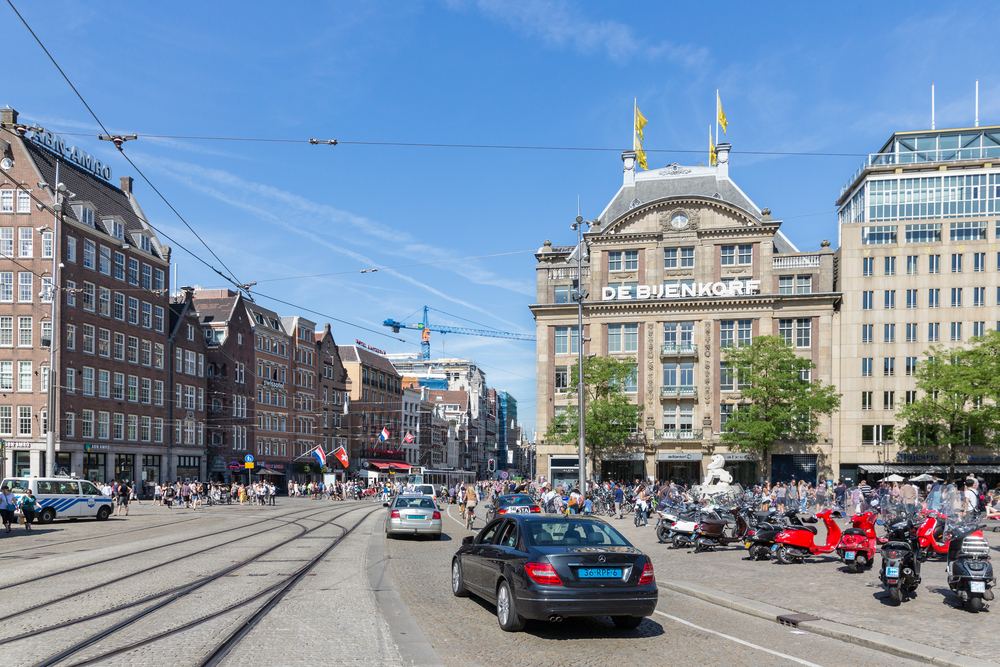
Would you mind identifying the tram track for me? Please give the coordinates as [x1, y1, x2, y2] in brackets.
[0, 515, 203, 557]
[18, 503, 381, 667]
[0, 503, 343, 627]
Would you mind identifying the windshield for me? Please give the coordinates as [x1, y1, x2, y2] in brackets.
[2, 479, 29, 494]
[524, 519, 631, 548]
[393, 497, 436, 510]
[499, 495, 534, 506]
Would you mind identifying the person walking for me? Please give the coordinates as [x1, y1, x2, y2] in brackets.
[19, 489, 36, 531]
[613, 483, 624, 520]
[116, 480, 131, 516]
[1, 485, 17, 533]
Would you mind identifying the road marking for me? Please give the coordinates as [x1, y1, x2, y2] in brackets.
[654, 611, 823, 667]
[445, 505, 468, 530]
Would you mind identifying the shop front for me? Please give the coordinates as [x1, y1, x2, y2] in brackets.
[56, 452, 71, 477]
[255, 462, 287, 490]
[13, 448, 31, 477]
[83, 445, 110, 483]
[142, 455, 161, 485]
[176, 455, 202, 482]
[547, 455, 580, 491]
[656, 451, 702, 486]
[770, 454, 817, 484]
[721, 452, 760, 487]
[600, 452, 645, 483]
[115, 453, 135, 483]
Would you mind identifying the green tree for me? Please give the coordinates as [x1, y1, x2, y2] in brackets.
[896, 330, 1000, 479]
[719, 336, 841, 467]
[544, 356, 644, 481]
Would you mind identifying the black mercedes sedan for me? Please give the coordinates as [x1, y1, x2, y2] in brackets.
[451, 514, 657, 632]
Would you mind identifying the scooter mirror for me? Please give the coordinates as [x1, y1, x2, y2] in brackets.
[876, 519, 884, 526]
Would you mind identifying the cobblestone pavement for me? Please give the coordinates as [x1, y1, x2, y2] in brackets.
[608, 512, 1000, 664]
[382, 504, 931, 667]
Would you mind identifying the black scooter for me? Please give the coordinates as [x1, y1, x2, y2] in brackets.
[947, 520, 995, 612]
[879, 509, 921, 605]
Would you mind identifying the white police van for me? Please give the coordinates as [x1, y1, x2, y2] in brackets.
[1, 476, 114, 523]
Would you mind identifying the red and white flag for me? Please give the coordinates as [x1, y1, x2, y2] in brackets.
[403, 432, 415, 443]
[333, 446, 350, 468]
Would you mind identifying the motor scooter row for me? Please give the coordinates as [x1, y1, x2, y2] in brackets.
[773, 508, 842, 564]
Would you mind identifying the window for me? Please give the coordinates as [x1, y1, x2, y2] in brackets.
[128, 297, 139, 325]
[951, 253, 963, 273]
[779, 319, 793, 345]
[796, 319, 811, 348]
[884, 323, 895, 343]
[928, 254, 940, 274]
[607, 323, 638, 353]
[82, 283, 96, 311]
[98, 328, 110, 357]
[0, 228, 11, 258]
[721, 244, 752, 266]
[883, 357, 894, 376]
[0, 361, 9, 390]
[142, 264, 152, 290]
[951, 288, 963, 307]
[65, 280, 76, 307]
[906, 255, 918, 275]
[778, 276, 793, 294]
[796, 276, 812, 294]
[18, 273, 32, 303]
[18, 316, 31, 347]
[17, 191, 30, 213]
[82, 325, 95, 354]
[81, 410, 94, 438]
[862, 225, 897, 244]
[18, 406, 31, 436]
[128, 257, 139, 285]
[884, 256, 895, 276]
[41, 232, 52, 258]
[554, 326, 579, 354]
[154, 380, 164, 406]
[128, 336, 139, 363]
[128, 376, 139, 402]
[623, 365, 637, 393]
[553, 285, 570, 303]
[738, 244, 752, 265]
[0, 272, 9, 302]
[974, 287, 985, 307]
[623, 250, 638, 271]
[720, 362, 734, 391]
[862, 358, 873, 377]
[905, 357, 917, 376]
[98, 287, 111, 317]
[974, 252, 986, 272]
[884, 290, 895, 309]
[904, 223, 941, 243]
[141, 302, 152, 328]
[862, 291, 873, 310]
[928, 289, 939, 308]
[720, 404, 736, 429]
[83, 239, 96, 269]
[98, 370, 109, 398]
[928, 322, 939, 342]
[906, 289, 917, 309]
[862, 391, 872, 410]
[906, 390, 917, 405]
[974, 321, 985, 338]
[66, 324, 76, 351]
[721, 245, 735, 265]
[607, 251, 622, 272]
[154, 306, 164, 332]
[862, 257, 873, 276]
[18, 361, 31, 391]
[554, 365, 568, 393]
[0, 190, 10, 213]
[951, 322, 962, 341]
[98, 412, 109, 440]
[99, 246, 111, 275]
[114, 252, 125, 281]
[0, 317, 9, 347]
[141, 340, 151, 366]
[862, 324, 873, 344]
[154, 269, 165, 291]
[950, 220, 986, 241]
[65, 412, 74, 438]
[113, 373, 124, 400]
[906, 323, 917, 342]
[884, 391, 894, 410]
[81, 367, 94, 396]
[66, 236, 76, 263]
[18, 227, 32, 257]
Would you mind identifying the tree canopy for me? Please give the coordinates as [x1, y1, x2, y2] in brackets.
[719, 335, 841, 457]
[543, 355, 644, 479]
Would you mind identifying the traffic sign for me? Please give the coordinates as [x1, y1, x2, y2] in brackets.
[245, 454, 255, 463]
[245, 462, 255, 469]
[228, 462, 242, 470]
[500, 471, 509, 479]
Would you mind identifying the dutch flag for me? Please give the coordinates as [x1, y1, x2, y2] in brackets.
[313, 447, 327, 466]
[379, 427, 390, 442]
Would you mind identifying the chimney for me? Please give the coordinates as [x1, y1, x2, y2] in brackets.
[181, 285, 194, 301]
[622, 151, 636, 187]
[120, 176, 133, 194]
[0, 107, 18, 127]
[715, 143, 731, 180]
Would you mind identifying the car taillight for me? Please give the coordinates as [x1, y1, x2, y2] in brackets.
[525, 562, 563, 586]
[639, 562, 655, 585]
[530, 506, 541, 513]
[390, 510, 400, 518]
[432, 511, 441, 520]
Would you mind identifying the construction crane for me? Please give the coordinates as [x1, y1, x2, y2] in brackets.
[383, 305, 535, 360]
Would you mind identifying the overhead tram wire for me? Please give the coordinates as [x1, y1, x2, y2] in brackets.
[6, 0, 250, 299]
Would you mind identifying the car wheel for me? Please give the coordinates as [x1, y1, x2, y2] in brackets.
[96, 506, 111, 521]
[39, 508, 56, 524]
[612, 615, 643, 629]
[451, 560, 469, 597]
[496, 581, 525, 632]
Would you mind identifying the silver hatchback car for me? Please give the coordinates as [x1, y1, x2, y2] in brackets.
[385, 494, 443, 539]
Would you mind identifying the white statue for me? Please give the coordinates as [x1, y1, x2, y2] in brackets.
[703, 454, 733, 489]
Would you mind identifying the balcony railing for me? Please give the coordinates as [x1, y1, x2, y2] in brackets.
[654, 428, 699, 441]
[660, 343, 698, 357]
[547, 267, 591, 281]
[842, 145, 1000, 196]
[773, 255, 820, 270]
[659, 386, 697, 399]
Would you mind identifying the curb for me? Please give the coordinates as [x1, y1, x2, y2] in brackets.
[659, 580, 996, 667]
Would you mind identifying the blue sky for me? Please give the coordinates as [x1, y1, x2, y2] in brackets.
[5, 1, 997, 435]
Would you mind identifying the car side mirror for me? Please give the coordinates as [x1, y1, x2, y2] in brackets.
[382, 503, 389, 507]
[462, 536, 475, 545]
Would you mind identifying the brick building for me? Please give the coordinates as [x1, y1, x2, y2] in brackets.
[315, 324, 350, 480]
[246, 301, 291, 477]
[168, 291, 210, 482]
[338, 343, 404, 477]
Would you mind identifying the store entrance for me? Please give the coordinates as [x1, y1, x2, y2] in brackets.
[601, 460, 644, 483]
[770, 455, 817, 484]
[656, 461, 701, 486]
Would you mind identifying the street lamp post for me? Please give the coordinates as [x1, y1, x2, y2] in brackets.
[571, 215, 591, 498]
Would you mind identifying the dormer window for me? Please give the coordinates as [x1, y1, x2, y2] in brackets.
[139, 235, 150, 252]
[72, 204, 96, 227]
[103, 218, 124, 240]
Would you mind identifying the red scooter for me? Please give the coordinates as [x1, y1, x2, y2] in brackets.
[916, 509, 951, 558]
[773, 509, 842, 564]
[835, 509, 880, 572]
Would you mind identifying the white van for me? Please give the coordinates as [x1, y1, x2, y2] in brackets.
[1, 477, 114, 523]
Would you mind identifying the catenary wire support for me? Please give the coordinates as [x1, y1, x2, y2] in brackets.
[98, 133, 138, 150]
[308, 138, 338, 145]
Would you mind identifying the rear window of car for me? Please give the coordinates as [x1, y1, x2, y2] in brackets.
[394, 497, 436, 509]
[414, 485, 435, 495]
[500, 495, 533, 506]
[525, 519, 630, 548]
[2, 479, 29, 494]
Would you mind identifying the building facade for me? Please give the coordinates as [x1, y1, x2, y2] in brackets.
[246, 302, 292, 478]
[338, 344, 405, 477]
[315, 323, 350, 479]
[168, 291, 210, 482]
[531, 145, 840, 488]
[834, 124, 1000, 484]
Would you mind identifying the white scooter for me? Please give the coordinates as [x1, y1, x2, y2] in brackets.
[656, 502, 699, 548]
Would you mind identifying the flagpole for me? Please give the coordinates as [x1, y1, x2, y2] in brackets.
[716, 89, 719, 144]
[633, 97, 637, 151]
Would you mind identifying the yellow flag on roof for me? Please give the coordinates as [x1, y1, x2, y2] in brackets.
[709, 126, 716, 166]
[717, 90, 728, 134]
[634, 100, 649, 171]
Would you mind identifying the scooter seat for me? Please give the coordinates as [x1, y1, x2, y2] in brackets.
[787, 525, 818, 535]
[843, 528, 867, 537]
[754, 511, 774, 521]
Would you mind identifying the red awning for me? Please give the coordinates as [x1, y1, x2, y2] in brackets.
[367, 461, 391, 470]
[389, 462, 412, 470]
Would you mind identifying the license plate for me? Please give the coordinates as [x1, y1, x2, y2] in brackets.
[578, 567, 622, 578]
[508, 507, 530, 514]
[971, 581, 986, 593]
[886, 566, 899, 577]
[845, 551, 855, 560]
[745, 542, 752, 549]
[771, 544, 779, 552]
[407, 515, 425, 520]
